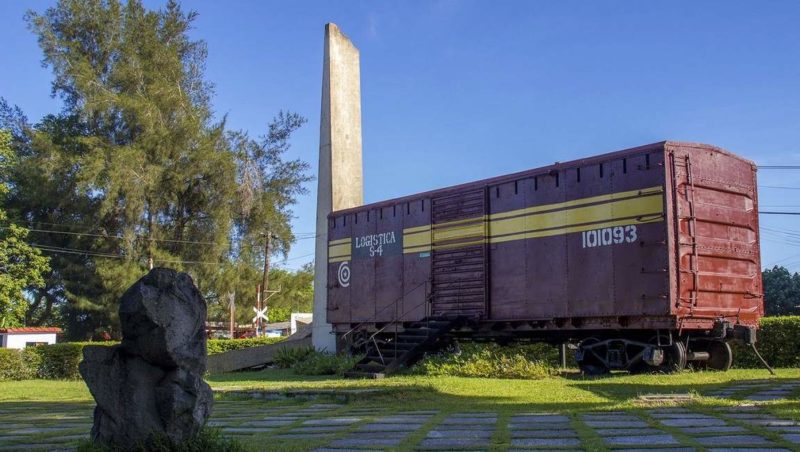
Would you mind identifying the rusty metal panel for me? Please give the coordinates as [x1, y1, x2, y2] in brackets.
[327, 214, 353, 324]
[326, 141, 762, 332]
[488, 180, 527, 319]
[350, 210, 376, 322]
[431, 188, 488, 317]
[373, 205, 404, 322]
[401, 198, 431, 321]
[667, 142, 761, 327]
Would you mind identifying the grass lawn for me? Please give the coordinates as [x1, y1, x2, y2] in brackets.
[207, 368, 800, 415]
[2, 368, 798, 411]
[2, 369, 799, 452]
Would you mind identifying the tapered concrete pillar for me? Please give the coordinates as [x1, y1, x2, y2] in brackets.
[312, 23, 363, 352]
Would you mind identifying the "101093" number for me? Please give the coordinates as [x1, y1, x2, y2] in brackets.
[582, 225, 637, 248]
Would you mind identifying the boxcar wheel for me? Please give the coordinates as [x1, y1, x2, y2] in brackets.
[657, 340, 687, 373]
[706, 341, 733, 371]
[577, 338, 610, 376]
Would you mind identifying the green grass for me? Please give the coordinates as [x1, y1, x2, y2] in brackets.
[206, 367, 800, 414]
[3, 368, 798, 414]
[2, 369, 800, 452]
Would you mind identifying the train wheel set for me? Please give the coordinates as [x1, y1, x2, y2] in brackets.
[575, 334, 734, 375]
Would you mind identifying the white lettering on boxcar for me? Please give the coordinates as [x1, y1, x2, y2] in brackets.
[581, 225, 637, 249]
[354, 231, 397, 257]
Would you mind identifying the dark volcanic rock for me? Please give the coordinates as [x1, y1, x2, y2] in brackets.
[79, 268, 212, 448]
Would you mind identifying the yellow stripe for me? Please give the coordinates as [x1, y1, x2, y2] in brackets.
[433, 222, 485, 243]
[327, 243, 351, 257]
[489, 185, 663, 220]
[490, 216, 662, 244]
[328, 238, 351, 245]
[328, 255, 350, 263]
[490, 195, 663, 237]
[403, 245, 432, 253]
[403, 224, 431, 234]
[404, 231, 431, 248]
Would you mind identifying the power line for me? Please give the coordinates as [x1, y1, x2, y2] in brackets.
[759, 185, 800, 190]
[2, 223, 318, 245]
[760, 211, 800, 215]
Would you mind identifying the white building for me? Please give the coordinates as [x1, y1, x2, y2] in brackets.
[0, 327, 62, 349]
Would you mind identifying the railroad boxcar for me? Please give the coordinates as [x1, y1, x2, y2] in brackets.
[327, 141, 762, 375]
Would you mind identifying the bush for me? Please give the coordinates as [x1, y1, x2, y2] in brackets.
[292, 351, 361, 376]
[413, 341, 557, 379]
[0, 348, 41, 380]
[206, 337, 284, 355]
[274, 345, 315, 369]
[35, 343, 84, 379]
[733, 316, 800, 368]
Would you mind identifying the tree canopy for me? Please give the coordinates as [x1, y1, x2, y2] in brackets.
[0, 130, 51, 327]
[1, 0, 311, 338]
[762, 265, 800, 316]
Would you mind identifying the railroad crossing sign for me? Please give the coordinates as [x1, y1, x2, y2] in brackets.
[252, 306, 268, 324]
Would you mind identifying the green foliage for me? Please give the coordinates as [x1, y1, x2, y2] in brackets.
[762, 266, 800, 316]
[734, 316, 800, 368]
[206, 337, 284, 355]
[273, 345, 315, 369]
[0, 348, 41, 380]
[0, 129, 50, 327]
[0, 0, 310, 338]
[77, 427, 245, 452]
[414, 341, 558, 379]
[292, 351, 362, 376]
[34, 343, 84, 379]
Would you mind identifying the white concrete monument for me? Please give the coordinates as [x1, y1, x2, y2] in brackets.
[312, 23, 364, 352]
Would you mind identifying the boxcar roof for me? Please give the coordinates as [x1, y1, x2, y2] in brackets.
[329, 140, 752, 217]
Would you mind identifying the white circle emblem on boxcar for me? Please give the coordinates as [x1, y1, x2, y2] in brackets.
[337, 261, 351, 287]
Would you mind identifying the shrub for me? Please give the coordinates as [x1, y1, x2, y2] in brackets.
[733, 316, 800, 368]
[274, 345, 315, 369]
[0, 348, 41, 380]
[413, 341, 557, 379]
[35, 343, 84, 379]
[292, 351, 361, 376]
[206, 337, 285, 355]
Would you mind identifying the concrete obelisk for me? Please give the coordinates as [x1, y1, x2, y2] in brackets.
[312, 23, 363, 352]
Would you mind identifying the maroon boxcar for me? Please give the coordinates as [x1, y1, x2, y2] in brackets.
[328, 141, 762, 374]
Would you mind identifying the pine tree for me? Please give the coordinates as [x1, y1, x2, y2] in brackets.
[1, 0, 311, 338]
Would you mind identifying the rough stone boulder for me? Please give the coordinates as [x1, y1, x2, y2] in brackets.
[79, 268, 213, 448]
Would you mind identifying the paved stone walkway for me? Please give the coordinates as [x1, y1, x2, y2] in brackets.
[2, 379, 800, 451]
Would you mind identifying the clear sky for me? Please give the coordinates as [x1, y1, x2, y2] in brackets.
[2, 1, 799, 271]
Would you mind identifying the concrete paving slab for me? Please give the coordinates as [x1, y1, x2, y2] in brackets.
[695, 435, 774, 446]
[707, 449, 790, 452]
[440, 417, 497, 425]
[510, 438, 582, 447]
[508, 422, 572, 430]
[594, 428, 666, 436]
[329, 438, 404, 447]
[780, 433, 800, 443]
[372, 415, 432, 423]
[584, 420, 649, 428]
[221, 427, 275, 434]
[290, 426, 349, 433]
[427, 429, 494, 438]
[510, 429, 578, 438]
[512, 414, 570, 423]
[678, 425, 747, 434]
[603, 434, 679, 446]
[613, 449, 695, 452]
[273, 433, 335, 439]
[659, 417, 727, 427]
[303, 417, 362, 426]
[419, 438, 490, 448]
[357, 423, 423, 432]
[650, 413, 719, 419]
[766, 426, 800, 433]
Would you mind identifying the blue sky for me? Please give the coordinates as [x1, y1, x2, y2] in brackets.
[1, 1, 799, 271]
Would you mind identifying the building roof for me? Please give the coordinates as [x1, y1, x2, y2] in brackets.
[0, 327, 62, 334]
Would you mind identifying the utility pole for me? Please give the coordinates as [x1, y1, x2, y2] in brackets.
[228, 292, 235, 339]
[261, 231, 272, 305]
